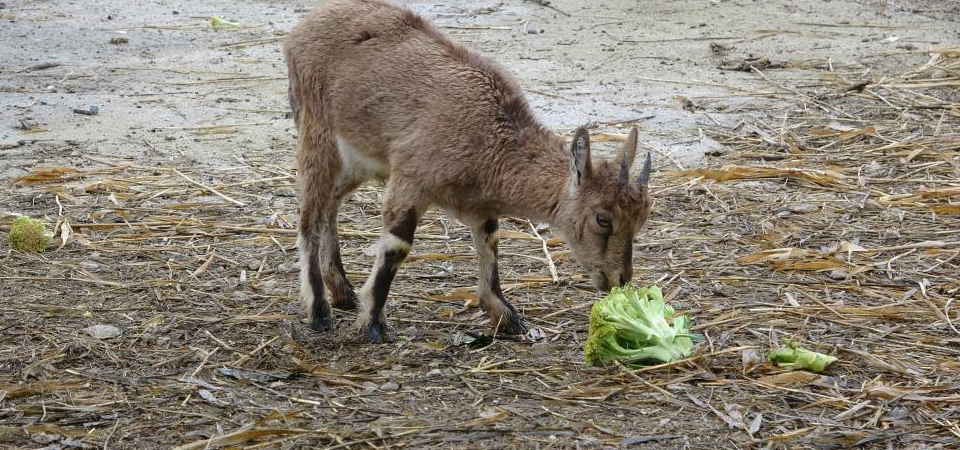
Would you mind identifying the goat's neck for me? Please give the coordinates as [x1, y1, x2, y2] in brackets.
[499, 133, 570, 224]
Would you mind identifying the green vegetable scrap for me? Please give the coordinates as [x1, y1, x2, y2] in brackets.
[210, 16, 240, 29]
[8, 216, 48, 252]
[768, 339, 837, 372]
[584, 285, 698, 367]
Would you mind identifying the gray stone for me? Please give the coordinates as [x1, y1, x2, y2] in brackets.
[84, 324, 121, 339]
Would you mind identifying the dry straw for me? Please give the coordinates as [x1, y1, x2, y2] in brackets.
[1, 51, 959, 449]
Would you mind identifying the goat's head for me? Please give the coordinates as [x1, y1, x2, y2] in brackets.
[553, 126, 652, 292]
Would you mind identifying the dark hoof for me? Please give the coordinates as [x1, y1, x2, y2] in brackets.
[495, 313, 528, 336]
[309, 315, 333, 333]
[361, 320, 392, 344]
[331, 289, 358, 311]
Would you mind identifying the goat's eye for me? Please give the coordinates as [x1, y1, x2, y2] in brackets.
[596, 213, 612, 229]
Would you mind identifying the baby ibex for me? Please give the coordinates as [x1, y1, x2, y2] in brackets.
[285, 0, 652, 343]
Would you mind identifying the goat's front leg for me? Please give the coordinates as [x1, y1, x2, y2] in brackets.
[357, 203, 420, 343]
[471, 219, 527, 335]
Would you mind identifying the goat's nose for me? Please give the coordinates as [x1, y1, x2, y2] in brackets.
[619, 266, 634, 286]
[596, 277, 611, 293]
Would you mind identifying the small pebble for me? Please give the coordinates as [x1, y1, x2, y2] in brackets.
[479, 407, 500, 419]
[84, 324, 121, 339]
[379, 380, 400, 391]
[277, 262, 298, 273]
[274, 187, 297, 197]
[72, 105, 98, 116]
[828, 270, 848, 280]
[787, 203, 819, 214]
[260, 279, 280, 294]
[863, 160, 884, 177]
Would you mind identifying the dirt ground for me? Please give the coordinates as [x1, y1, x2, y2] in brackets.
[2, 0, 960, 448]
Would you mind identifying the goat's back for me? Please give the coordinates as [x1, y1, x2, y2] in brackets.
[285, 0, 542, 160]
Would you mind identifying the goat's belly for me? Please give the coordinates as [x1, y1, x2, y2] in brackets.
[335, 134, 389, 183]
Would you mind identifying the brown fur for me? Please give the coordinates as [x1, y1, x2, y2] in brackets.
[285, 0, 652, 341]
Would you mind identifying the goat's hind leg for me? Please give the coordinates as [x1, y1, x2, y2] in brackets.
[298, 190, 334, 332]
[297, 129, 357, 330]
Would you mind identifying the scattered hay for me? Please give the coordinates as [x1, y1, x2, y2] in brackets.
[1, 44, 959, 450]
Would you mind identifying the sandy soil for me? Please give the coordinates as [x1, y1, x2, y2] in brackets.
[1, 0, 959, 449]
[3, 0, 957, 170]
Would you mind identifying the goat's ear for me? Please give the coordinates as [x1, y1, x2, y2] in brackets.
[617, 127, 638, 186]
[570, 127, 592, 188]
[637, 151, 652, 187]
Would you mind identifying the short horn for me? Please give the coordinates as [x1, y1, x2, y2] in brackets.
[637, 152, 652, 186]
[618, 158, 629, 186]
[617, 128, 638, 186]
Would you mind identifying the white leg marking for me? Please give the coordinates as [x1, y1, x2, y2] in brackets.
[357, 233, 411, 328]
[297, 236, 315, 316]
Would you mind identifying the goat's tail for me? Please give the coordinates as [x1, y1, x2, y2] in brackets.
[285, 51, 302, 131]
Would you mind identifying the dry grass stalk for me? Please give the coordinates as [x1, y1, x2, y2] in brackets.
[1, 43, 959, 450]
